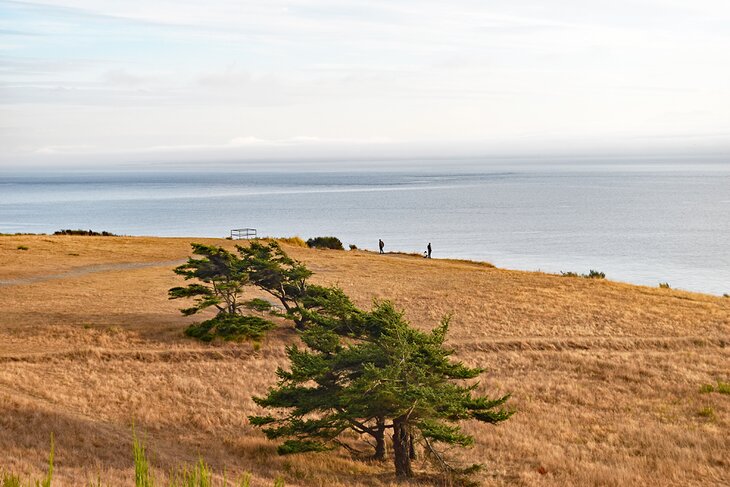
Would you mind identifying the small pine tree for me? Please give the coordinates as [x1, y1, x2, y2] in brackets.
[250, 301, 513, 480]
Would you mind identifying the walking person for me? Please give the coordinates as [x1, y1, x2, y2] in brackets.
[427, 242, 432, 258]
[379, 239, 385, 254]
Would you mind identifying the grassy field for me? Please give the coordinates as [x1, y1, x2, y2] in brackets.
[0, 235, 728, 486]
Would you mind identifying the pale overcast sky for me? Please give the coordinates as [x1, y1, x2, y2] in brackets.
[1, 0, 729, 166]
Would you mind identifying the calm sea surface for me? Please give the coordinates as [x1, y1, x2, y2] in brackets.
[1, 163, 729, 295]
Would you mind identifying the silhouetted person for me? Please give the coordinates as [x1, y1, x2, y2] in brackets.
[427, 242, 432, 258]
[379, 239, 385, 254]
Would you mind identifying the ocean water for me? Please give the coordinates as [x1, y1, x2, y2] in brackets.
[1, 162, 728, 295]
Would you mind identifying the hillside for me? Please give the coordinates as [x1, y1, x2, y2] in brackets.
[0, 235, 728, 486]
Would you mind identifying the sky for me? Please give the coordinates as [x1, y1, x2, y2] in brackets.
[1, 0, 729, 167]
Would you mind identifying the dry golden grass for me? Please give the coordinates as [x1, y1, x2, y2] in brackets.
[0, 235, 728, 486]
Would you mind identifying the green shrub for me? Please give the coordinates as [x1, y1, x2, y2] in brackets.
[561, 270, 605, 279]
[305, 236, 343, 250]
[659, 282, 670, 289]
[16, 245, 29, 251]
[349, 244, 357, 250]
[723, 294, 729, 298]
[699, 383, 714, 393]
[185, 315, 275, 342]
[586, 270, 605, 279]
[53, 229, 117, 236]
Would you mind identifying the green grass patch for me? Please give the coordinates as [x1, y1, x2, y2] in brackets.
[16, 245, 29, 251]
[697, 406, 715, 419]
[699, 381, 730, 395]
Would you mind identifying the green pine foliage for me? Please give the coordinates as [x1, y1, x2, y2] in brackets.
[235, 241, 313, 329]
[184, 315, 276, 342]
[170, 241, 354, 341]
[250, 301, 513, 479]
[169, 244, 249, 316]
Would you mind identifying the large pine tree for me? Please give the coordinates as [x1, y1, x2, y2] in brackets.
[250, 300, 513, 479]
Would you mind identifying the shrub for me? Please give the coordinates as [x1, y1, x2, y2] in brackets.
[185, 315, 275, 342]
[54, 229, 117, 236]
[699, 384, 715, 393]
[16, 245, 28, 251]
[586, 270, 605, 279]
[723, 294, 729, 298]
[560, 270, 605, 279]
[306, 236, 343, 250]
[349, 244, 357, 250]
[659, 282, 671, 289]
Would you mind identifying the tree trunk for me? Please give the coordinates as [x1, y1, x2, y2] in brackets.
[374, 417, 386, 461]
[373, 418, 385, 460]
[408, 433, 416, 460]
[392, 418, 413, 479]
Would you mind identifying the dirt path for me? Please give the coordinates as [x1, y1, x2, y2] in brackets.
[0, 259, 185, 287]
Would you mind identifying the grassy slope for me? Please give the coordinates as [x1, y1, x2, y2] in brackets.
[0, 235, 728, 486]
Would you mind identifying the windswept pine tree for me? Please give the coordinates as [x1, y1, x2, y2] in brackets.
[250, 301, 513, 480]
[169, 241, 360, 341]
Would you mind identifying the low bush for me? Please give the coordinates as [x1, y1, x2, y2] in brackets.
[349, 244, 357, 250]
[659, 282, 671, 289]
[16, 245, 29, 251]
[185, 315, 275, 342]
[54, 229, 117, 236]
[306, 236, 343, 250]
[561, 270, 605, 279]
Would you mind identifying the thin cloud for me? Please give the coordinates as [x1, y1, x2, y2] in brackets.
[1, 1, 729, 164]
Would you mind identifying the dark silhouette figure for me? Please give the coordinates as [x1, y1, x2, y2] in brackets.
[379, 239, 385, 254]
[427, 242, 432, 258]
